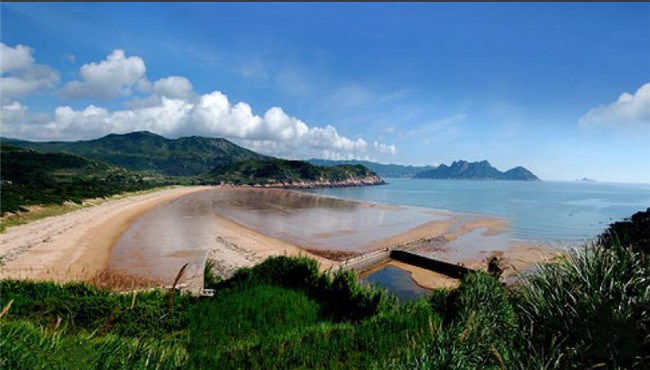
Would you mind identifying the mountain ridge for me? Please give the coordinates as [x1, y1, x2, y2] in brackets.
[1, 132, 385, 214]
[413, 160, 539, 181]
[308, 159, 436, 178]
[2, 131, 268, 177]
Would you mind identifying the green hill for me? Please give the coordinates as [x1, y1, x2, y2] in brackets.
[0, 144, 161, 214]
[212, 159, 382, 186]
[3, 132, 383, 186]
[4, 131, 268, 177]
[1, 133, 385, 213]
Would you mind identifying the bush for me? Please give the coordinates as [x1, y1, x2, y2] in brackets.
[219, 255, 397, 322]
[599, 208, 650, 255]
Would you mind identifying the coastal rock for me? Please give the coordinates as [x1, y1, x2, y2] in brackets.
[259, 175, 386, 189]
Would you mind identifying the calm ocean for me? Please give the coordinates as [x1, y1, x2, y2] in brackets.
[304, 179, 650, 243]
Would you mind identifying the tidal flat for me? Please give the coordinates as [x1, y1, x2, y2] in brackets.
[108, 187, 554, 288]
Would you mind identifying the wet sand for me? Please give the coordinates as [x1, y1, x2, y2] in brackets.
[2, 185, 562, 293]
[108, 187, 457, 283]
[107, 189, 351, 284]
[182, 188, 452, 252]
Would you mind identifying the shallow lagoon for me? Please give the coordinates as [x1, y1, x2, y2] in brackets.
[361, 265, 430, 302]
[109, 188, 449, 282]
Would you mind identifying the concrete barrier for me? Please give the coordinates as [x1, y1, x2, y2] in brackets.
[390, 250, 472, 279]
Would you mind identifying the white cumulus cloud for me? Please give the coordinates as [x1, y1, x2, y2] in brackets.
[60, 49, 147, 100]
[0, 43, 60, 101]
[2, 45, 397, 160]
[153, 76, 194, 100]
[3, 88, 391, 159]
[579, 82, 650, 130]
[374, 141, 397, 155]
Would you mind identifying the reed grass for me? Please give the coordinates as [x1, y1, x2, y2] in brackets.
[513, 241, 649, 369]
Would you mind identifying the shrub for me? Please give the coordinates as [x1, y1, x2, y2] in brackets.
[599, 207, 650, 255]
[219, 255, 397, 322]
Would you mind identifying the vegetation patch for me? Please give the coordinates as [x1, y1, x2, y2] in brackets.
[1, 211, 648, 369]
[211, 158, 377, 186]
[0, 144, 163, 216]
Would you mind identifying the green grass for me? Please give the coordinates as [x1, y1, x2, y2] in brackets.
[188, 284, 323, 351]
[0, 320, 188, 370]
[190, 296, 438, 369]
[0, 279, 193, 339]
[1, 234, 648, 369]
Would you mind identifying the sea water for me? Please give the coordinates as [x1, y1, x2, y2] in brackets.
[317, 179, 649, 299]
[110, 181, 649, 294]
[304, 179, 650, 243]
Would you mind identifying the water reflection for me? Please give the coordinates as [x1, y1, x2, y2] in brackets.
[195, 188, 446, 251]
[362, 265, 430, 302]
[110, 188, 446, 283]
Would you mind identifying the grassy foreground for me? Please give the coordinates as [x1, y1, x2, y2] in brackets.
[1, 225, 648, 368]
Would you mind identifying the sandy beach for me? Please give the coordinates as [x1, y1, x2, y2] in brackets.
[0, 186, 213, 282]
[207, 215, 337, 278]
[0, 186, 339, 285]
[1, 185, 561, 294]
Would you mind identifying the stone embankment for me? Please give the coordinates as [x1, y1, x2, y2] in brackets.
[341, 236, 452, 274]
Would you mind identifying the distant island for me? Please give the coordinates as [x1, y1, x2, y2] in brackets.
[308, 158, 539, 181]
[577, 177, 597, 182]
[413, 160, 539, 181]
[308, 159, 436, 178]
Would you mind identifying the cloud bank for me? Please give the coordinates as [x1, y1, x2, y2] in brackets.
[1, 46, 394, 160]
[0, 43, 60, 101]
[579, 82, 650, 130]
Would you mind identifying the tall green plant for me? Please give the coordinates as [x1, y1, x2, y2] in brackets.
[514, 241, 649, 369]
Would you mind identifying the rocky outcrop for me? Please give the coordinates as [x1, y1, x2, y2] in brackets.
[245, 175, 386, 189]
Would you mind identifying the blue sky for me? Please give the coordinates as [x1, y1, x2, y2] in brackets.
[1, 2, 649, 183]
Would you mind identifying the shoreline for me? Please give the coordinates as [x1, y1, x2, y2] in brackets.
[0, 186, 213, 282]
[1, 185, 564, 293]
[208, 215, 337, 278]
